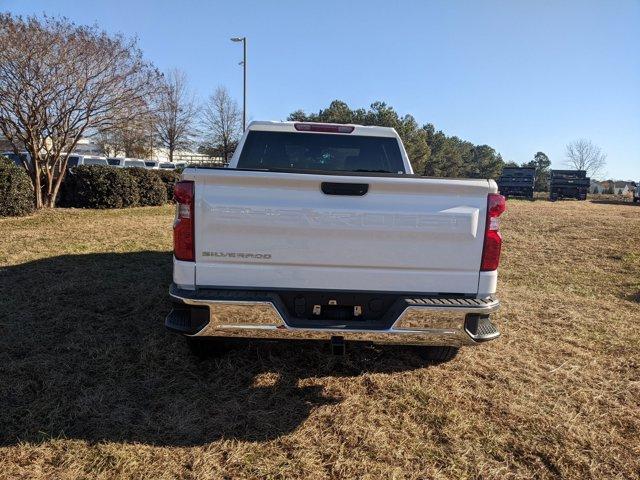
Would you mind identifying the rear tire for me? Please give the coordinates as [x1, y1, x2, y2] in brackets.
[414, 345, 459, 363]
[185, 336, 229, 359]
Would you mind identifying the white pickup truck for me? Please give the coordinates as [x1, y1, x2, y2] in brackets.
[167, 121, 505, 361]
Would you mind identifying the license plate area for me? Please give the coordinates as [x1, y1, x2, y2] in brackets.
[314, 304, 364, 321]
[277, 291, 402, 329]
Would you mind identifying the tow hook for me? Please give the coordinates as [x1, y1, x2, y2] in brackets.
[330, 335, 346, 356]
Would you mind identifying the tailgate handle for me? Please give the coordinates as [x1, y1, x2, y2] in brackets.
[321, 182, 368, 196]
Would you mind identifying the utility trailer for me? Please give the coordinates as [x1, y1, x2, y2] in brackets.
[497, 167, 536, 199]
[549, 170, 590, 201]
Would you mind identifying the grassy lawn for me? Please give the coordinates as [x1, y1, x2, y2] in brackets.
[0, 201, 638, 479]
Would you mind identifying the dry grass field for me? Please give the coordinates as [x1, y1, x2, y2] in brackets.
[0, 200, 639, 479]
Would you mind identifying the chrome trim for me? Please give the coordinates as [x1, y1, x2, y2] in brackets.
[169, 291, 500, 347]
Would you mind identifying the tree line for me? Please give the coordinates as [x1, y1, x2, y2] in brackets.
[289, 100, 505, 179]
[0, 14, 242, 208]
[0, 13, 608, 210]
[289, 102, 608, 187]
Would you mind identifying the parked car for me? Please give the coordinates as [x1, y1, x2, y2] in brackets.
[2, 151, 32, 168]
[166, 121, 505, 361]
[107, 157, 126, 167]
[3, 151, 110, 171]
[634, 183, 639, 203]
[144, 160, 160, 169]
[174, 161, 188, 170]
[123, 159, 147, 168]
[159, 162, 176, 170]
[66, 155, 109, 168]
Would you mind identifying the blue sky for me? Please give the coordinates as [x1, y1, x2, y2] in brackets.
[2, 0, 639, 179]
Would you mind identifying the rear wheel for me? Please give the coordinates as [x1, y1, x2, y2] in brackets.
[185, 336, 229, 359]
[414, 345, 459, 363]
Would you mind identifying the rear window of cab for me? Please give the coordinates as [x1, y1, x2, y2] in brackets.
[237, 131, 405, 174]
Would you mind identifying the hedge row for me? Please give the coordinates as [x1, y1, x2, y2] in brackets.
[154, 168, 182, 200]
[0, 156, 35, 217]
[59, 166, 181, 209]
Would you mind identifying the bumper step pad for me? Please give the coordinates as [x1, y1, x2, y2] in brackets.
[464, 314, 500, 342]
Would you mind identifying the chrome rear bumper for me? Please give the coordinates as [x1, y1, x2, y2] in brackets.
[167, 286, 500, 347]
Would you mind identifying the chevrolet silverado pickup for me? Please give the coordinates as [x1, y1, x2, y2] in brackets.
[166, 121, 505, 361]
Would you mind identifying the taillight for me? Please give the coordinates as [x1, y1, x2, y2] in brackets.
[480, 193, 506, 271]
[294, 123, 355, 133]
[173, 180, 194, 261]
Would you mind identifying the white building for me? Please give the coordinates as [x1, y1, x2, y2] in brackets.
[591, 180, 635, 196]
[73, 138, 103, 156]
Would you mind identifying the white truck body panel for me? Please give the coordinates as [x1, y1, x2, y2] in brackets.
[169, 121, 503, 348]
[180, 168, 496, 296]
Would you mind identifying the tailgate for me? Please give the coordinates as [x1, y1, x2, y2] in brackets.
[190, 170, 493, 295]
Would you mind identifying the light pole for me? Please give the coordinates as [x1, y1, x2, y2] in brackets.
[230, 36, 247, 130]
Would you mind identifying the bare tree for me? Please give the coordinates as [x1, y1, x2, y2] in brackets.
[565, 139, 607, 178]
[201, 86, 242, 163]
[155, 69, 199, 162]
[0, 14, 159, 208]
[96, 106, 157, 159]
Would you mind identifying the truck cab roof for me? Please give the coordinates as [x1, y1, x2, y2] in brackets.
[246, 121, 401, 138]
[229, 120, 412, 173]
